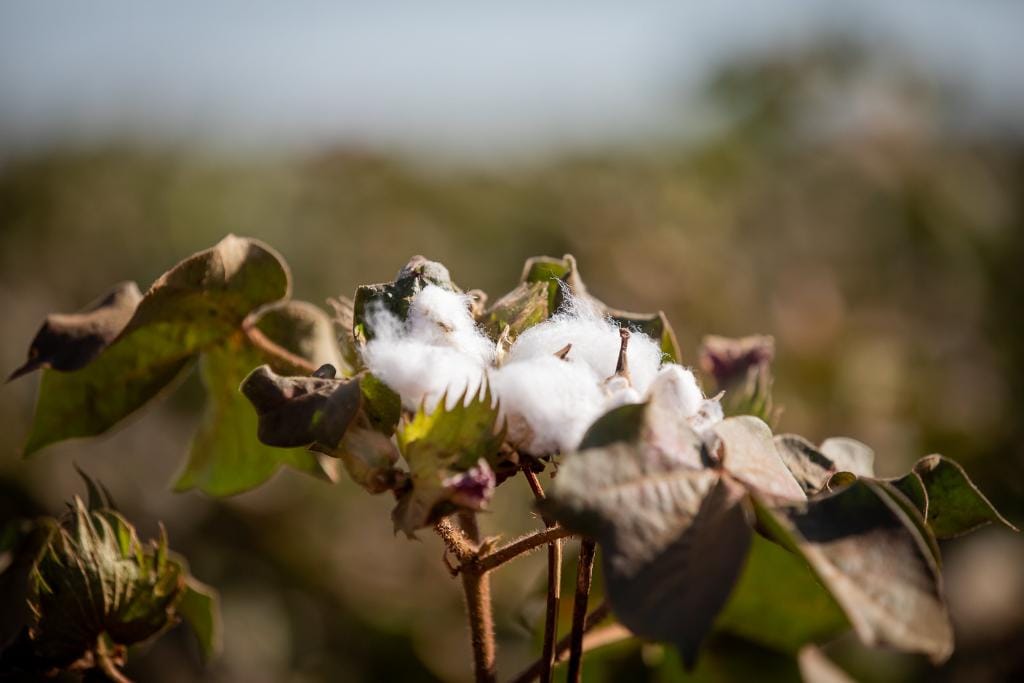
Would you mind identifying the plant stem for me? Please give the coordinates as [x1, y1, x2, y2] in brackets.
[438, 512, 497, 683]
[508, 601, 615, 683]
[566, 539, 597, 683]
[241, 322, 317, 375]
[476, 527, 575, 573]
[461, 567, 497, 683]
[522, 469, 560, 683]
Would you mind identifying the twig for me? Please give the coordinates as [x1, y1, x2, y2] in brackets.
[241, 321, 317, 375]
[508, 602, 615, 683]
[435, 517, 477, 564]
[462, 567, 497, 683]
[566, 539, 597, 683]
[476, 527, 575, 573]
[522, 469, 560, 683]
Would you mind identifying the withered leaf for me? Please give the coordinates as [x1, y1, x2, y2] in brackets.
[240, 365, 363, 451]
[714, 417, 806, 502]
[774, 434, 875, 496]
[754, 480, 953, 663]
[543, 432, 751, 665]
[8, 281, 142, 381]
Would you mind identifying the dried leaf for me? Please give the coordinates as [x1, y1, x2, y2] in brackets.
[480, 280, 550, 340]
[714, 417, 806, 502]
[543, 438, 750, 665]
[240, 365, 363, 451]
[8, 281, 142, 381]
[353, 255, 456, 343]
[774, 434, 875, 496]
[754, 480, 953, 663]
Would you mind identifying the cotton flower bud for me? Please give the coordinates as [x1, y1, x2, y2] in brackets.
[442, 459, 496, 510]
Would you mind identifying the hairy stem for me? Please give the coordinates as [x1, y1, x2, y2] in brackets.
[476, 527, 575, 573]
[509, 601, 614, 683]
[461, 568, 497, 683]
[567, 539, 597, 683]
[435, 517, 477, 564]
[522, 469, 560, 683]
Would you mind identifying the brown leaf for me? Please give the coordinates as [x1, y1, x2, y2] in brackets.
[8, 282, 142, 381]
[714, 417, 806, 502]
[755, 480, 953, 663]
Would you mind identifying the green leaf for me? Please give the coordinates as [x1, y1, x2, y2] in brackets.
[543, 436, 750, 666]
[21, 235, 290, 456]
[175, 339, 333, 497]
[480, 280, 550, 340]
[912, 454, 1018, 539]
[713, 417, 806, 502]
[0, 519, 57, 650]
[8, 281, 142, 380]
[352, 255, 456, 342]
[714, 533, 848, 654]
[391, 388, 501, 534]
[177, 576, 221, 663]
[753, 480, 953, 663]
[519, 254, 682, 361]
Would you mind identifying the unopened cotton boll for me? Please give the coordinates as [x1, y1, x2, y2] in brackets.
[507, 301, 663, 393]
[489, 356, 608, 456]
[647, 364, 705, 419]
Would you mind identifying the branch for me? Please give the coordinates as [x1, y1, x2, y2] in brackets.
[462, 567, 497, 683]
[508, 602, 618, 683]
[476, 526, 575, 573]
[522, 469, 560, 683]
[241, 320, 317, 375]
[566, 539, 597, 683]
[435, 517, 477, 564]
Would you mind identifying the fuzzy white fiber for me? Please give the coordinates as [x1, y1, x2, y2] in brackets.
[506, 298, 663, 395]
[489, 355, 609, 455]
[362, 285, 493, 411]
[361, 283, 722, 454]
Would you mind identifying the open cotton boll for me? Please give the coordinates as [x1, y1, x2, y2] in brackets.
[407, 285, 495, 365]
[507, 304, 663, 393]
[647, 364, 705, 418]
[489, 356, 608, 456]
[603, 375, 643, 411]
[362, 338, 487, 412]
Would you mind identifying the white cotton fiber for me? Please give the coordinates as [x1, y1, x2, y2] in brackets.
[646, 364, 704, 418]
[506, 298, 663, 393]
[361, 285, 495, 411]
[407, 285, 495, 365]
[489, 356, 609, 455]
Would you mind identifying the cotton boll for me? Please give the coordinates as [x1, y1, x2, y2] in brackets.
[363, 338, 487, 412]
[407, 285, 495, 364]
[647, 364, 705, 418]
[507, 304, 663, 393]
[489, 356, 607, 455]
[603, 375, 643, 411]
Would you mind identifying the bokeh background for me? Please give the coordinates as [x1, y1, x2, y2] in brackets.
[2, 2, 1023, 681]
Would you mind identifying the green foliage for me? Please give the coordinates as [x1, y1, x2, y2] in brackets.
[11, 235, 347, 496]
[912, 454, 1018, 539]
[0, 482, 220, 679]
[392, 388, 502, 535]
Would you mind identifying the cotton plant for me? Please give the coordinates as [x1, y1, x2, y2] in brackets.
[7, 237, 1017, 683]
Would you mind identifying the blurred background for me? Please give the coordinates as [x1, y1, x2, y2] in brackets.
[2, 1, 1023, 681]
